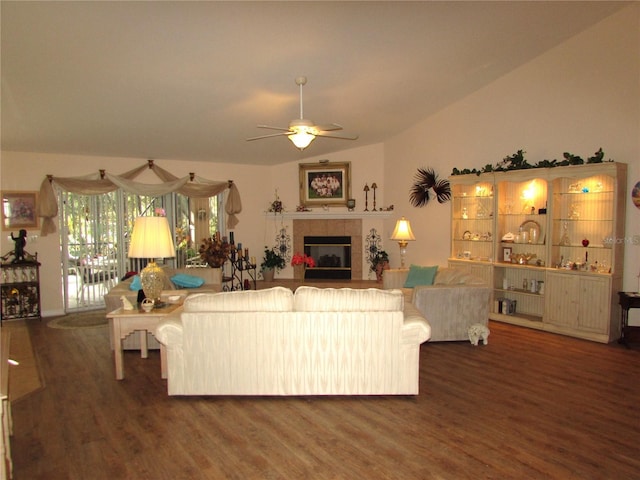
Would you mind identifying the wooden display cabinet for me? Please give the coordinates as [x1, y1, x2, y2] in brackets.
[449, 162, 627, 343]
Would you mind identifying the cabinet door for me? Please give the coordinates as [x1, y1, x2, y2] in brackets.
[545, 272, 578, 328]
[576, 275, 610, 334]
[450, 177, 494, 262]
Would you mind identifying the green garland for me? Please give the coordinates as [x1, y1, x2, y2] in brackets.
[451, 148, 612, 176]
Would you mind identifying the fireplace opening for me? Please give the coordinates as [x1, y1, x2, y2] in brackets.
[304, 236, 351, 280]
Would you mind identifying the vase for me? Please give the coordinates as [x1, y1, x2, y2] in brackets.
[294, 264, 305, 280]
[210, 267, 222, 284]
[375, 261, 389, 283]
[206, 258, 224, 268]
[262, 268, 275, 282]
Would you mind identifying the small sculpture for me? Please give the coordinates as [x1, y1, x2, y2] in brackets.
[467, 323, 490, 346]
[11, 229, 27, 263]
[120, 295, 135, 311]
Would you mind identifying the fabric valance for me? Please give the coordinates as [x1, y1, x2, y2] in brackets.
[37, 160, 242, 236]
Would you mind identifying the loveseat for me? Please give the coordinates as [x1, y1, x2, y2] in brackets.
[104, 267, 223, 350]
[156, 286, 431, 396]
[383, 267, 491, 342]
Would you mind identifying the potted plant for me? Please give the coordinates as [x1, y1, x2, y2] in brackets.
[260, 247, 286, 282]
[370, 250, 390, 282]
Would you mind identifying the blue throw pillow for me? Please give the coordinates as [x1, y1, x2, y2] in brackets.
[129, 275, 142, 291]
[403, 265, 438, 288]
[170, 273, 205, 288]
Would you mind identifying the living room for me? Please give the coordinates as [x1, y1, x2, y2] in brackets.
[1, 3, 638, 323]
[1, 2, 640, 478]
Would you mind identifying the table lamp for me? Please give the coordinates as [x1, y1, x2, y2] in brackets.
[128, 216, 176, 307]
[390, 217, 416, 268]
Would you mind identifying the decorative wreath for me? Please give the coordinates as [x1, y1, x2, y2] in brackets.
[409, 167, 451, 207]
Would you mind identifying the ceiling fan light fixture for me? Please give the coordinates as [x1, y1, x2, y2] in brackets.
[289, 131, 315, 150]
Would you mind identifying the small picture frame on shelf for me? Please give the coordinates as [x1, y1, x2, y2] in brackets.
[502, 247, 512, 263]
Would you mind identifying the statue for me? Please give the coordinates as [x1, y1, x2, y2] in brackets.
[11, 229, 27, 263]
[120, 295, 135, 311]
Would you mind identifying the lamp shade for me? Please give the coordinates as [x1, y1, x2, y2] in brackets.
[289, 131, 315, 150]
[128, 216, 176, 259]
[390, 217, 416, 242]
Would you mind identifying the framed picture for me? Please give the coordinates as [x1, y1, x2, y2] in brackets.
[299, 162, 351, 207]
[2, 191, 39, 230]
[502, 246, 512, 263]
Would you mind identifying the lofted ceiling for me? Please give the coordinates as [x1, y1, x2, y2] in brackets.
[0, 1, 628, 166]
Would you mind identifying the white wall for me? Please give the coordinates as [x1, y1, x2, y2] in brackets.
[0, 144, 385, 315]
[383, 5, 639, 304]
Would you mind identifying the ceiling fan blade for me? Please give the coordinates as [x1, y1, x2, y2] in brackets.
[316, 131, 359, 140]
[315, 123, 343, 132]
[256, 124, 292, 132]
[246, 132, 292, 141]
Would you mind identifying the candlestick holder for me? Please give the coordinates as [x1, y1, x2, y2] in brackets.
[371, 183, 378, 211]
[363, 184, 370, 211]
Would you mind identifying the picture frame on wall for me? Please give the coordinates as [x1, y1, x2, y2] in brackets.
[299, 161, 351, 207]
[502, 246, 512, 263]
[2, 191, 39, 230]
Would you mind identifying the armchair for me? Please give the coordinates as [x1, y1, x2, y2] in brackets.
[384, 267, 491, 342]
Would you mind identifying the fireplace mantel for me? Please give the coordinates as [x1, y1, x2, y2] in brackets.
[266, 211, 392, 220]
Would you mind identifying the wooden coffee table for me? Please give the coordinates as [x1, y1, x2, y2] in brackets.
[106, 303, 182, 380]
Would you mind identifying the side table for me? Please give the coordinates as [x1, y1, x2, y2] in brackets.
[618, 292, 640, 345]
[106, 303, 182, 380]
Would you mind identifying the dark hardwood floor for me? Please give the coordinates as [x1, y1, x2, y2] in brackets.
[9, 319, 640, 479]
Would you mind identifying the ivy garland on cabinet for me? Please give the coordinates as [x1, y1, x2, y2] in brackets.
[451, 148, 613, 176]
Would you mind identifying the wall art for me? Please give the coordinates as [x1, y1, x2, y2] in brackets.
[2, 191, 39, 230]
[299, 161, 351, 207]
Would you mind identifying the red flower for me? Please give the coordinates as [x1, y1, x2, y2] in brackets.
[291, 253, 315, 268]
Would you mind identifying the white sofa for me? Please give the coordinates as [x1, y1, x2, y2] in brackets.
[383, 267, 491, 342]
[156, 286, 431, 396]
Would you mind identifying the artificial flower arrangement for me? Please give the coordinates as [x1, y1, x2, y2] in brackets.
[267, 190, 284, 213]
[291, 252, 316, 268]
[199, 232, 231, 268]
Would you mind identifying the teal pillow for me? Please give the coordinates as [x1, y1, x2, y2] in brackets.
[171, 273, 205, 288]
[403, 265, 438, 288]
[129, 275, 142, 291]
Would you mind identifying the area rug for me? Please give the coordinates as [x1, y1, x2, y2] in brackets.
[3, 320, 44, 401]
[47, 310, 109, 329]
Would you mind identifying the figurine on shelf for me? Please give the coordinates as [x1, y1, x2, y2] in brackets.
[11, 229, 27, 263]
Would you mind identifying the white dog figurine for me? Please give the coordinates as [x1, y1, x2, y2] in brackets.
[121, 295, 135, 311]
[467, 323, 490, 346]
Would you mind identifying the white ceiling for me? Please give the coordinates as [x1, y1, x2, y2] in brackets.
[1, 1, 628, 166]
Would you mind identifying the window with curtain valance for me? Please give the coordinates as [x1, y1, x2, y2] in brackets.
[37, 160, 242, 236]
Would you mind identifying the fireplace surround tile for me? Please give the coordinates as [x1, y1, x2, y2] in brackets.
[293, 219, 363, 280]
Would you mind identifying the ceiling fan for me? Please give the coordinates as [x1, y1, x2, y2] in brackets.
[247, 76, 358, 150]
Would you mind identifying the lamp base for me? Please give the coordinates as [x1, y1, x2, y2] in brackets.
[140, 260, 166, 307]
[398, 241, 408, 268]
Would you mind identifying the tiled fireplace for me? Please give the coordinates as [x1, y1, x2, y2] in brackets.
[293, 219, 363, 281]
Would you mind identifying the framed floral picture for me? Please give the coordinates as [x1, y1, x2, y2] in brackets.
[2, 191, 39, 230]
[502, 246, 512, 263]
[299, 161, 351, 207]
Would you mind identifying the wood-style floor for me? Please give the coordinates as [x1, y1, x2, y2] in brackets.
[9, 319, 640, 479]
